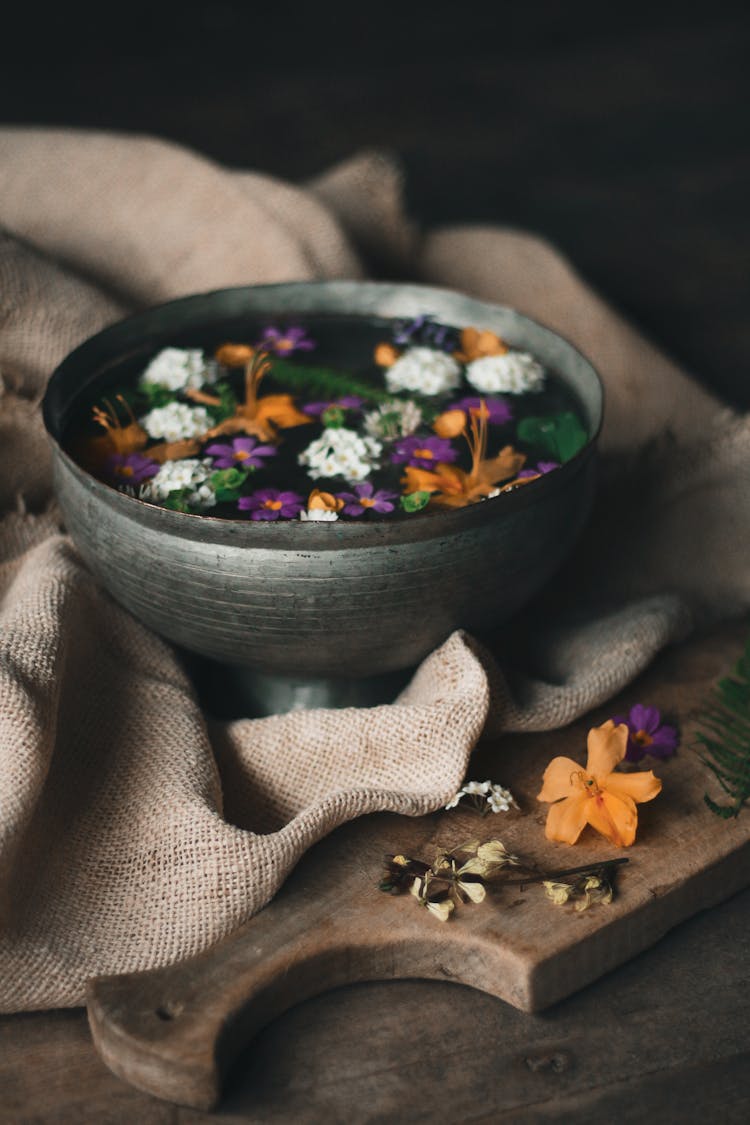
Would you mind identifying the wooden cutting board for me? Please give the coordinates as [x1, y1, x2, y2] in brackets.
[86, 621, 750, 1111]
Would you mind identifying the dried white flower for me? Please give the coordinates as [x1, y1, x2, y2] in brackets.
[141, 458, 217, 511]
[363, 398, 423, 440]
[466, 351, 545, 395]
[298, 427, 382, 482]
[299, 508, 339, 522]
[384, 347, 461, 397]
[445, 779, 518, 815]
[138, 347, 216, 392]
[140, 401, 211, 442]
[486, 784, 519, 814]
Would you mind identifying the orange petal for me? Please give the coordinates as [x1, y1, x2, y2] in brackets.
[374, 343, 400, 367]
[433, 410, 467, 439]
[459, 327, 480, 358]
[545, 794, 590, 844]
[605, 769, 662, 806]
[585, 789, 637, 847]
[401, 465, 443, 494]
[476, 329, 508, 356]
[216, 343, 255, 367]
[255, 395, 311, 429]
[479, 446, 526, 485]
[586, 720, 628, 778]
[537, 756, 585, 803]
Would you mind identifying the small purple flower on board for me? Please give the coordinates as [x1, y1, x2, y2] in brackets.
[611, 704, 679, 763]
[238, 489, 305, 521]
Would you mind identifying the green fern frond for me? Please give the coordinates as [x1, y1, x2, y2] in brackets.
[268, 358, 392, 405]
[694, 633, 750, 818]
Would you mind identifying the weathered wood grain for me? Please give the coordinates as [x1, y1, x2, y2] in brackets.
[80, 620, 750, 1110]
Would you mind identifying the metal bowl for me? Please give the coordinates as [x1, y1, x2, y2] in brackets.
[43, 281, 602, 689]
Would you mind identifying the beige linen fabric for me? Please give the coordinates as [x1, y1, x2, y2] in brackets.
[0, 129, 746, 1011]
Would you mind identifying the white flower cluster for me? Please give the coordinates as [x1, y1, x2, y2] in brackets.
[141, 458, 217, 511]
[466, 351, 545, 395]
[384, 347, 461, 397]
[445, 779, 518, 814]
[140, 401, 211, 442]
[363, 398, 423, 440]
[138, 347, 216, 392]
[298, 427, 382, 482]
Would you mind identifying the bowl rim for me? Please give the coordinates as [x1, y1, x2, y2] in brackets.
[43, 279, 603, 549]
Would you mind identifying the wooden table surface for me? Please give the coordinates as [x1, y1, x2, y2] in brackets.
[2, 4, 749, 1121]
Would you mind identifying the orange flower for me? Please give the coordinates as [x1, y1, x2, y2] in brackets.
[401, 407, 525, 508]
[307, 489, 344, 514]
[205, 351, 311, 442]
[454, 327, 509, 363]
[374, 342, 400, 367]
[537, 721, 662, 848]
[215, 342, 256, 367]
[88, 397, 148, 466]
[432, 409, 468, 439]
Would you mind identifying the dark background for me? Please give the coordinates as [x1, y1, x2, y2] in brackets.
[2, 1, 748, 404]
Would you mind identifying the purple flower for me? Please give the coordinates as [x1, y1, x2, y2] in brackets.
[390, 434, 458, 470]
[256, 325, 316, 355]
[517, 460, 560, 480]
[611, 704, 679, 763]
[106, 452, 159, 485]
[393, 315, 458, 352]
[238, 489, 304, 521]
[302, 395, 365, 417]
[205, 436, 277, 469]
[336, 481, 398, 517]
[449, 396, 513, 426]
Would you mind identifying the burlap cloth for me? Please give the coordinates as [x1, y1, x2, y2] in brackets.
[0, 129, 748, 1012]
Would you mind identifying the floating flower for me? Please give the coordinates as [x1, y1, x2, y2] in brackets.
[454, 326, 509, 363]
[449, 396, 513, 426]
[363, 399, 423, 440]
[374, 343, 401, 367]
[140, 401, 211, 442]
[390, 434, 458, 470]
[611, 704, 679, 763]
[106, 451, 159, 486]
[384, 347, 461, 397]
[517, 460, 560, 480]
[138, 347, 215, 392]
[141, 458, 217, 512]
[299, 489, 344, 522]
[392, 315, 458, 352]
[466, 351, 545, 395]
[205, 436, 277, 470]
[238, 488, 305, 521]
[401, 410, 525, 508]
[204, 351, 311, 442]
[90, 397, 148, 461]
[302, 396, 364, 418]
[298, 426, 382, 482]
[256, 325, 316, 355]
[537, 720, 662, 847]
[336, 481, 398, 517]
[215, 343, 255, 367]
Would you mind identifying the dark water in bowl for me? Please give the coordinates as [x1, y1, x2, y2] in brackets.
[64, 313, 589, 521]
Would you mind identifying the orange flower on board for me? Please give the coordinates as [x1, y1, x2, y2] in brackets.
[454, 326, 509, 363]
[401, 406, 525, 508]
[205, 350, 311, 442]
[537, 720, 662, 848]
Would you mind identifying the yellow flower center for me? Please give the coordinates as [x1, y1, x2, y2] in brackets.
[359, 497, 376, 507]
[276, 338, 293, 352]
[234, 449, 251, 461]
[263, 499, 283, 511]
[634, 729, 653, 747]
[118, 465, 134, 477]
[414, 448, 434, 459]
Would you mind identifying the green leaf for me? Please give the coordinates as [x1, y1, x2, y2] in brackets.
[517, 412, 588, 462]
[162, 490, 192, 513]
[209, 467, 249, 491]
[269, 357, 391, 405]
[400, 491, 431, 513]
[138, 382, 177, 409]
[694, 631, 750, 818]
